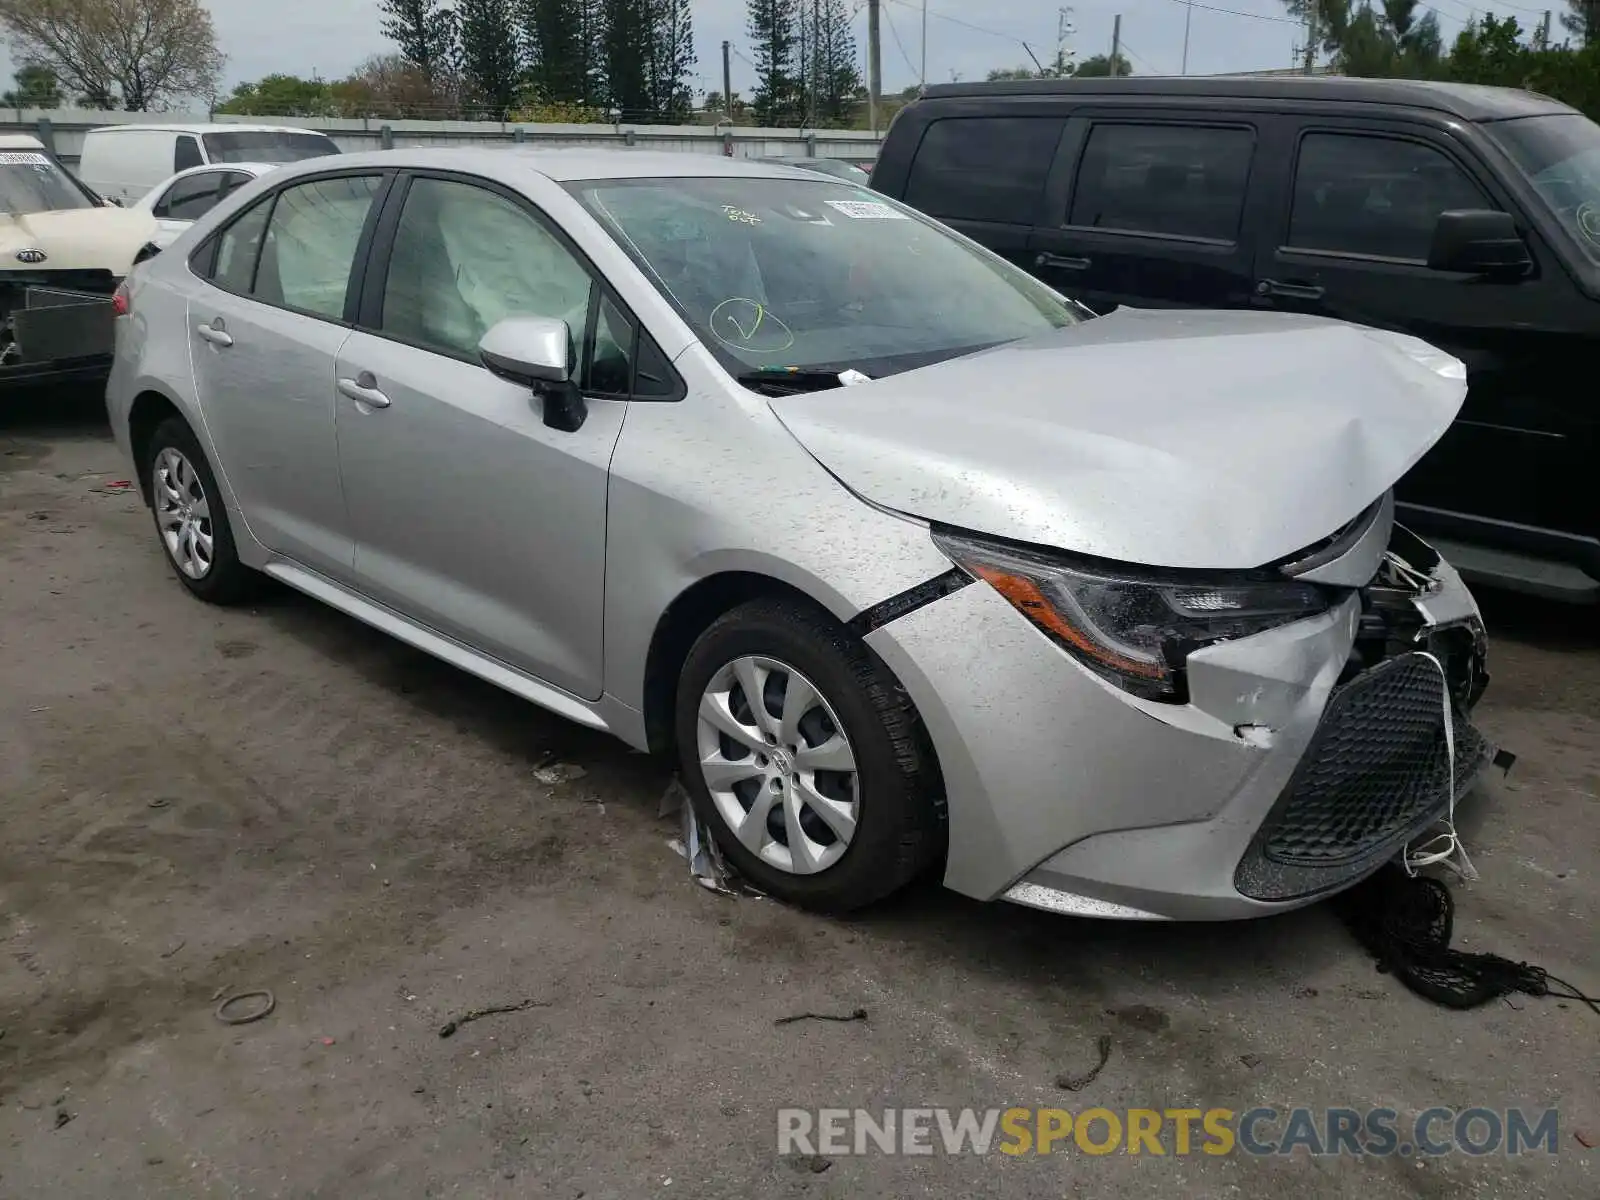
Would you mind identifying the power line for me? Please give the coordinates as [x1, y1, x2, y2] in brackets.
[1116, 37, 1162, 74]
[882, 2, 923, 80]
[883, 0, 1032, 47]
[1154, 0, 1303, 27]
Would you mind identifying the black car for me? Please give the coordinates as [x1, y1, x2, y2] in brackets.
[872, 76, 1600, 602]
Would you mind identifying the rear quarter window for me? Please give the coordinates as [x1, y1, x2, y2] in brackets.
[902, 116, 1065, 225]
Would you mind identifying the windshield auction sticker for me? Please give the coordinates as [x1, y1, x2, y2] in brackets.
[0, 152, 50, 165]
[824, 200, 908, 220]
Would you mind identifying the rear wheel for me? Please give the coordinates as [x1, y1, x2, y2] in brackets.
[674, 598, 943, 912]
[144, 417, 256, 604]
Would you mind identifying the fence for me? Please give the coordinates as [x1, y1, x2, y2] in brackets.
[1, 107, 883, 167]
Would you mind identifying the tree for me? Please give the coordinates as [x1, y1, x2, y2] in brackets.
[748, 0, 800, 125]
[380, 0, 460, 86]
[1072, 53, 1131, 77]
[1561, 0, 1597, 44]
[986, 65, 1044, 81]
[0, 0, 224, 110]
[216, 74, 338, 117]
[2, 61, 60, 107]
[338, 53, 448, 118]
[458, 0, 521, 115]
[520, 0, 604, 106]
[1283, 0, 1443, 76]
[648, 0, 696, 122]
[601, 0, 650, 118]
[811, 0, 859, 126]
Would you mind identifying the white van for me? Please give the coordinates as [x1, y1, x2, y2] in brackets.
[77, 124, 340, 206]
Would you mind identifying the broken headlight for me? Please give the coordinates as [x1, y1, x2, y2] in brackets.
[933, 530, 1331, 703]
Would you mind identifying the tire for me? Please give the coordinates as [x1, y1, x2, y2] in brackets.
[143, 416, 257, 605]
[674, 597, 944, 912]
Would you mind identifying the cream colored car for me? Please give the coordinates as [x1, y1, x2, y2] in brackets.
[1, 133, 158, 386]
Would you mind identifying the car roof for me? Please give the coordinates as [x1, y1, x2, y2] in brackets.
[88, 123, 329, 135]
[917, 76, 1577, 122]
[0, 133, 47, 151]
[276, 147, 853, 183]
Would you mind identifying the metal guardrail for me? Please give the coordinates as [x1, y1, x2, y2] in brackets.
[2, 107, 884, 168]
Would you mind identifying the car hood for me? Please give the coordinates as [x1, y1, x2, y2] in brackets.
[768, 307, 1467, 569]
[0, 207, 159, 275]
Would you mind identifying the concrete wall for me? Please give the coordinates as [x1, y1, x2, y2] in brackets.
[1, 107, 883, 168]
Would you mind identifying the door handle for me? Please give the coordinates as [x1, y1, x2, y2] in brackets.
[1256, 279, 1325, 301]
[196, 320, 233, 347]
[1036, 251, 1092, 271]
[338, 371, 391, 409]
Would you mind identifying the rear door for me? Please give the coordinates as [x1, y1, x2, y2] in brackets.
[1248, 118, 1586, 544]
[188, 171, 389, 578]
[896, 112, 1068, 275]
[1029, 111, 1265, 312]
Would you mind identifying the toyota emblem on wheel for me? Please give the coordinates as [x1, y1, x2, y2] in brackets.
[15, 248, 47, 264]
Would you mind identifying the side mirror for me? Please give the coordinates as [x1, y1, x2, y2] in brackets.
[1427, 209, 1531, 277]
[479, 316, 587, 432]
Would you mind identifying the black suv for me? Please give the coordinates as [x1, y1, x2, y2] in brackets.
[872, 77, 1600, 602]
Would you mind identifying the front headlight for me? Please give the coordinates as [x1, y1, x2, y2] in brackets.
[933, 530, 1332, 703]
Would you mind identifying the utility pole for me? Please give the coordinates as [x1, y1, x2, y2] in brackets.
[722, 40, 733, 121]
[1181, 0, 1193, 74]
[1110, 14, 1121, 77]
[1302, 11, 1317, 73]
[920, 0, 928, 88]
[868, 0, 882, 136]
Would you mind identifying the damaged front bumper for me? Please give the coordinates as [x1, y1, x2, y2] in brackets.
[864, 522, 1496, 921]
[1, 270, 118, 388]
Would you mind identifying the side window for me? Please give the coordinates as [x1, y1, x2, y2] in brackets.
[1069, 124, 1254, 242]
[155, 172, 223, 221]
[1288, 133, 1491, 261]
[903, 117, 1065, 224]
[587, 294, 633, 395]
[258, 175, 383, 318]
[380, 177, 594, 364]
[174, 135, 204, 172]
[212, 197, 274, 293]
[218, 171, 254, 200]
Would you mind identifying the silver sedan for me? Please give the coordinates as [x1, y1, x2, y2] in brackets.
[107, 149, 1495, 918]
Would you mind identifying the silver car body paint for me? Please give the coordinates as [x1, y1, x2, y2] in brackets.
[108, 148, 1489, 920]
[770, 306, 1467, 569]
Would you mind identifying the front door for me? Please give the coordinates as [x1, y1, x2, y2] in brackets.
[1029, 114, 1262, 313]
[1248, 122, 1585, 545]
[187, 172, 387, 577]
[334, 174, 633, 699]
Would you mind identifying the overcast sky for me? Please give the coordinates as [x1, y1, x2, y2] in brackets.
[4, 0, 1496, 104]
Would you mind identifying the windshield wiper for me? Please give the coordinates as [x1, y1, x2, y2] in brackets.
[736, 368, 853, 397]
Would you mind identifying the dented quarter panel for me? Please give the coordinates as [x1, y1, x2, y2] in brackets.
[771, 307, 1467, 569]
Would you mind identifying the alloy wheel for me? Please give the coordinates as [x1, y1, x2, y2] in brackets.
[153, 447, 214, 580]
[695, 654, 860, 875]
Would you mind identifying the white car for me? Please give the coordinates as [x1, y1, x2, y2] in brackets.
[135, 163, 279, 248]
[1, 133, 157, 387]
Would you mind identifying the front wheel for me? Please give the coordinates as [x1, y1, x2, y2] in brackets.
[674, 598, 944, 912]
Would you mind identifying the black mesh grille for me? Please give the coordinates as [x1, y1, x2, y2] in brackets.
[1260, 653, 1467, 867]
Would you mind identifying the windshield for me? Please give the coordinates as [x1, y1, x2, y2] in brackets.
[0, 150, 95, 215]
[567, 176, 1083, 380]
[202, 131, 340, 164]
[1486, 113, 1600, 262]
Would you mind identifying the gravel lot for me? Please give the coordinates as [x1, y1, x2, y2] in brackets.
[2, 391, 1596, 1199]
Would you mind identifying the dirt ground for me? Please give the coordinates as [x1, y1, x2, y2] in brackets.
[1, 391, 1596, 1199]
